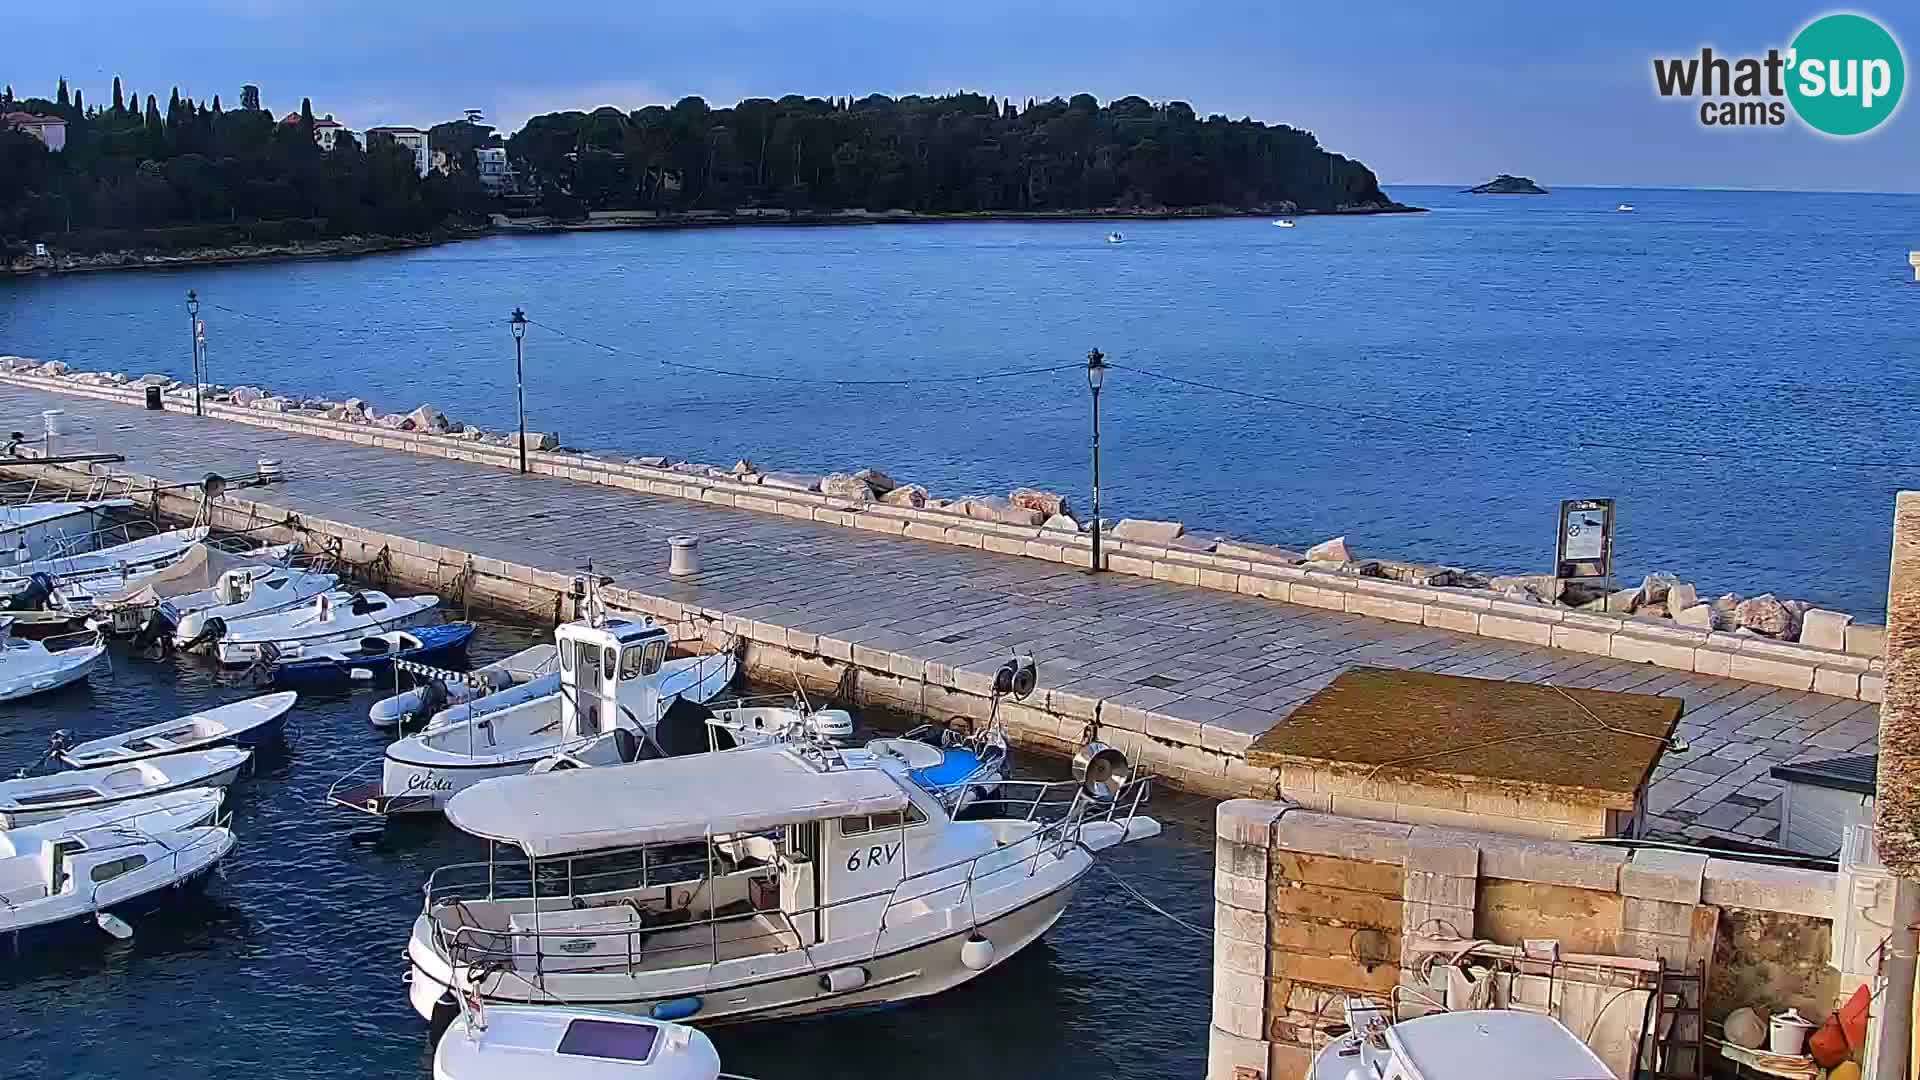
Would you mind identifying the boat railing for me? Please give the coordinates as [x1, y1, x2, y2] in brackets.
[431, 775, 1155, 983]
[84, 812, 233, 910]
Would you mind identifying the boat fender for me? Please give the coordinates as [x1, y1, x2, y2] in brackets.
[650, 997, 702, 1021]
[819, 966, 870, 994]
[960, 933, 995, 972]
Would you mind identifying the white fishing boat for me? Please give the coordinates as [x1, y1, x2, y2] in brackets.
[6, 526, 209, 584]
[1105, 231, 1125, 243]
[332, 616, 734, 817]
[51, 692, 298, 768]
[1310, 999, 1617, 1080]
[1615, 203, 1635, 213]
[0, 499, 134, 564]
[56, 541, 301, 614]
[404, 738, 1159, 1026]
[368, 643, 558, 732]
[0, 787, 224, 838]
[1272, 218, 1297, 227]
[434, 1002, 724, 1080]
[0, 747, 252, 828]
[165, 567, 339, 647]
[0, 813, 235, 955]
[0, 619, 106, 703]
[212, 590, 441, 666]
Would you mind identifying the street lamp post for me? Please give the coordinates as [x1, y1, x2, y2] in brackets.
[186, 290, 203, 417]
[1087, 348, 1106, 574]
[510, 307, 529, 474]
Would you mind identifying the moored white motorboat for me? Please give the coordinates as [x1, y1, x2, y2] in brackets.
[51, 691, 298, 768]
[212, 590, 441, 666]
[0, 619, 105, 703]
[159, 566, 340, 647]
[5, 526, 209, 584]
[0, 813, 235, 955]
[368, 643, 558, 732]
[434, 1003, 724, 1080]
[0, 787, 224, 843]
[404, 739, 1159, 1026]
[335, 615, 739, 816]
[0, 499, 134, 564]
[1309, 999, 1617, 1080]
[0, 747, 252, 828]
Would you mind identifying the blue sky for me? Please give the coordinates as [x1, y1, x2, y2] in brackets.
[6, 1, 1914, 191]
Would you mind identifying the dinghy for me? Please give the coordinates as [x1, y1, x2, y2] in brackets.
[51, 692, 298, 768]
[213, 590, 441, 666]
[264, 623, 475, 687]
[0, 814, 235, 955]
[0, 788, 224, 838]
[0, 747, 251, 828]
[406, 740, 1159, 1026]
[331, 617, 735, 817]
[434, 1002, 724, 1080]
[0, 620, 106, 704]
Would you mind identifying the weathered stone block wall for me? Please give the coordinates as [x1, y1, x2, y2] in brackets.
[1271, 760, 1619, 840]
[1212, 802, 1852, 1080]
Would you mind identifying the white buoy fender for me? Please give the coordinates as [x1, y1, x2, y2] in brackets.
[96, 912, 134, 940]
[960, 934, 995, 971]
[819, 966, 870, 993]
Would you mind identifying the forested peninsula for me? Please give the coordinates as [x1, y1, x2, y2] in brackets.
[1, 81, 1411, 272]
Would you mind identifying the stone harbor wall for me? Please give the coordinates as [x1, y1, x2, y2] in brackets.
[1212, 803, 1862, 1080]
[0, 355, 1890, 703]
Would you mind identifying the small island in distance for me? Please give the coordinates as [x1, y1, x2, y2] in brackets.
[1464, 174, 1549, 194]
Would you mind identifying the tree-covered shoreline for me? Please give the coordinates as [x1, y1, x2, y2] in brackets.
[3, 80, 1404, 262]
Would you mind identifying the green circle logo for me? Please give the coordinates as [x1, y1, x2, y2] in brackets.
[1788, 13, 1905, 136]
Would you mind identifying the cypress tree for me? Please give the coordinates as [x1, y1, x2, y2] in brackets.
[144, 94, 162, 134]
[56, 77, 69, 108]
[299, 97, 315, 138]
[111, 76, 124, 114]
[72, 89, 83, 114]
[212, 94, 222, 114]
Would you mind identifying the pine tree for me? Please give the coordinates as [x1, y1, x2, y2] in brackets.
[56, 77, 69, 108]
[112, 76, 124, 114]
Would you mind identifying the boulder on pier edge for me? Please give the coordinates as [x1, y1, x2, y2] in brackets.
[1113, 518, 1186, 544]
[821, 473, 878, 502]
[1010, 488, 1070, 517]
[1303, 535, 1352, 563]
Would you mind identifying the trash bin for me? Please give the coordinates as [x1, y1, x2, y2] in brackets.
[144, 385, 163, 410]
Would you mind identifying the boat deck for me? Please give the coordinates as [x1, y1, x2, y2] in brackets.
[0, 379, 1882, 845]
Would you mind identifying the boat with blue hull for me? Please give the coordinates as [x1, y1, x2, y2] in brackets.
[265, 623, 476, 687]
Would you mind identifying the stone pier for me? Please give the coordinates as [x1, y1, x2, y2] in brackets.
[0, 374, 1887, 837]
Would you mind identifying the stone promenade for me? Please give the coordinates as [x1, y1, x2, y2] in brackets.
[0, 380, 1879, 845]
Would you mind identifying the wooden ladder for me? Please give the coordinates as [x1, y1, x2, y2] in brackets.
[1642, 960, 1707, 1080]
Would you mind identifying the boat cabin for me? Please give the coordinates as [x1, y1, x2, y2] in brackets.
[553, 617, 669, 739]
[0, 827, 151, 906]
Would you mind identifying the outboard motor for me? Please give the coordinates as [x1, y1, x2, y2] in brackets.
[214, 570, 249, 606]
[0, 572, 55, 613]
[178, 615, 228, 653]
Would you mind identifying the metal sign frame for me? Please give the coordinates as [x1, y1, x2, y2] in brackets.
[1555, 498, 1616, 583]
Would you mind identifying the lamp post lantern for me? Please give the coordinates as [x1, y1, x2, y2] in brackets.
[510, 307, 528, 474]
[1087, 348, 1106, 573]
[186, 289, 203, 417]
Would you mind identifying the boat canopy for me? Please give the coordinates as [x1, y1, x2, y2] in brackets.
[446, 747, 908, 857]
[96, 544, 259, 605]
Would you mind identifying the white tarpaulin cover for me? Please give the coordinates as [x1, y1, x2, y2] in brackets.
[446, 747, 908, 857]
[97, 544, 259, 605]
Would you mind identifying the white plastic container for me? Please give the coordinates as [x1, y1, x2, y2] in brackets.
[1769, 1008, 1816, 1055]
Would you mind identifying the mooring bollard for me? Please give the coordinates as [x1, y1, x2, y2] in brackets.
[257, 458, 284, 484]
[668, 535, 700, 577]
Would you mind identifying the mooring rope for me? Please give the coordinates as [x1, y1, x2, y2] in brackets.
[1095, 862, 1211, 939]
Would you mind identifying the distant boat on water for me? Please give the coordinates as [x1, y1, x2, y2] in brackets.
[1105, 231, 1125, 244]
[1272, 218, 1296, 228]
[1616, 203, 1636, 213]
